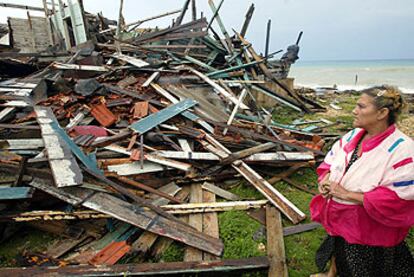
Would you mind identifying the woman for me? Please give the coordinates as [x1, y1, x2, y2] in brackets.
[310, 85, 414, 276]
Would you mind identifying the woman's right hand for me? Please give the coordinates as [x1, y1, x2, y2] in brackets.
[318, 173, 331, 197]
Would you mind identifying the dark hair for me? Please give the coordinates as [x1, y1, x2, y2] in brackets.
[361, 85, 405, 125]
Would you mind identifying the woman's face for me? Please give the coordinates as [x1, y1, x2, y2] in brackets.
[352, 94, 383, 129]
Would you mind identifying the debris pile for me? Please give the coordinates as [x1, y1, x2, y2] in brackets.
[0, 1, 331, 275]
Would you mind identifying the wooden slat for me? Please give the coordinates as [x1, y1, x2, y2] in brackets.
[202, 182, 239, 201]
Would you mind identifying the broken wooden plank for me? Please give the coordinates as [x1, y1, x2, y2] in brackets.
[34, 106, 83, 188]
[29, 178, 224, 256]
[0, 139, 44, 150]
[1, 199, 267, 221]
[51, 62, 109, 72]
[0, 257, 269, 276]
[202, 189, 220, 261]
[202, 182, 240, 201]
[155, 150, 314, 162]
[184, 183, 204, 261]
[223, 88, 247, 135]
[107, 161, 172, 176]
[266, 205, 288, 277]
[112, 52, 149, 68]
[283, 222, 321, 236]
[163, 200, 268, 214]
[104, 144, 192, 172]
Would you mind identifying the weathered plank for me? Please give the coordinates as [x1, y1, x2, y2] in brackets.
[202, 182, 240, 201]
[184, 183, 204, 261]
[266, 205, 288, 277]
[34, 106, 83, 187]
[202, 189, 219, 261]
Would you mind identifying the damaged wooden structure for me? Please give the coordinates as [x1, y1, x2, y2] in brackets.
[0, 0, 328, 276]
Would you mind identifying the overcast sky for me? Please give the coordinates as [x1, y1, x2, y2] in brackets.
[0, 0, 413, 61]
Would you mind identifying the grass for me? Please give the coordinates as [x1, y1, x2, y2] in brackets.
[0, 228, 56, 267]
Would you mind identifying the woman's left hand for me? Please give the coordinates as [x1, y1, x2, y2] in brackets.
[328, 183, 364, 204]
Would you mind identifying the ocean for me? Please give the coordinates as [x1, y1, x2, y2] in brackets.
[289, 59, 414, 94]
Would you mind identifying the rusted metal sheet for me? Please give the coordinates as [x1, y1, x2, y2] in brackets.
[132, 101, 149, 119]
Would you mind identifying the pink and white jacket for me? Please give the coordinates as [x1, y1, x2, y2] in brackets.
[310, 124, 414, 247]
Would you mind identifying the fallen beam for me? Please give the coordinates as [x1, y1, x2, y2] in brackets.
[0, 257, 269, 276]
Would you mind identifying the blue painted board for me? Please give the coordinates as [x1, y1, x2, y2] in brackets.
[129, 99, 197, 134]
[0, 187, 34, 200]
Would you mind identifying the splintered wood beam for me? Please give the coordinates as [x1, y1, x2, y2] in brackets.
[152, 150, 314, 162]
[51, 62, 109, 72]
[0, 257, 269, 276]
[200, 133, 306, 224]
[1, 200, 268, 222]
[29, 178, 224, 256]
[240, 3, 255, 37]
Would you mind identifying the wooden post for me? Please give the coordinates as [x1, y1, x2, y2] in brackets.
[240, 4, 255, 37]
[265, 19, 271, 58]
[42, 0, 55, 46]
[58, 0, 72, 50]
[266, 205, 288, 277]
[115, 0, 124, 53]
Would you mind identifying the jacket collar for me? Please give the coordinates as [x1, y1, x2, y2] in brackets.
[344, 124, 396, 153]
